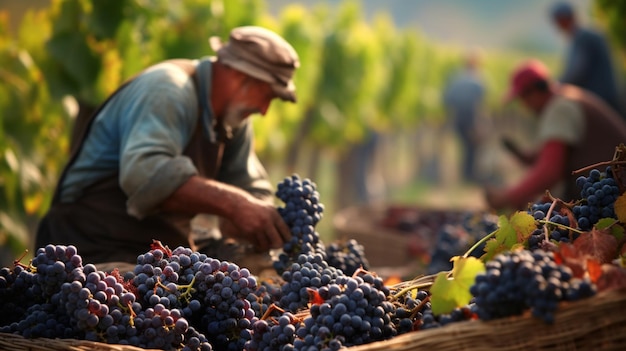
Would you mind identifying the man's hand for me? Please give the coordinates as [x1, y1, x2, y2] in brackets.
[501, 137, 536, 165]
[222, 195, 291, 252]
[160, 176, 291, 252]
[501, 137, 518, 155]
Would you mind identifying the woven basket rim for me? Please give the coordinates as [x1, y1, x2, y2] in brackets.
[345, 288, 626, 351]
[0, 332, 161, 351]
[2, 289, 624, 351]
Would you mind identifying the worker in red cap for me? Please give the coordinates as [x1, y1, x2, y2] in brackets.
[484, 59, 626, 211]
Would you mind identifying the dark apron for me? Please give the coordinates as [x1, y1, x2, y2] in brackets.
[558, 85, 626, 201]
[35, 59, 225, 264]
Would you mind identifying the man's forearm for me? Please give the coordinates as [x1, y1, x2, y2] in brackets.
[159, 175, 249, 219]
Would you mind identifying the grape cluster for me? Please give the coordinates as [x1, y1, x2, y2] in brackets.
[390, 289, 427, 334]
[1, 244, 209, 350]
[294, 272, 397, 349]
[573, 167, 620, 231]
[326, 239, 370, 276]
[0, 265, 39, 327]
[278, 253, 342, 313]
[244, 310, 300, 351]
[28, 244, 84, 302]
[245, 283, 281, 322]
[526, 166, 622, 250]
[527, 202, 579, 250]
[427, 224, 471, 274]
[470, 249, 596, 323]
[427, 213, 498, 274]
[130, 246, 258, 351]
[390, 289, 475, 334]
[274, 175, 327, 274]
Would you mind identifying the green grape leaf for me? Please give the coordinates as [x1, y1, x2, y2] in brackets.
[430, 256, 485, 315]
[482, 237, 504, 261]
[482, 212, 536, 261]
[614, 194, 626, 224]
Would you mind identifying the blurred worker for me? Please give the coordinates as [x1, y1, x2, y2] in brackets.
[442, 50, 486, 183]
[35, 26, 296, 267]
[549, 1, 623, 117]
[485, 59, 626, 211]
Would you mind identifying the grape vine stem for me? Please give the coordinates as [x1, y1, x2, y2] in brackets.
[389, 274, 439, 301]
[461, 227, 498, 260]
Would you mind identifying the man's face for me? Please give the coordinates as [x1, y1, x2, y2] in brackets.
[222, 77, 275, 129]
[519, 89, 544, 115]
[553, 16, 575, 36]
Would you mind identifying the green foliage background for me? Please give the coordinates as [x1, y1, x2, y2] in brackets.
[0, 0, 623, 263]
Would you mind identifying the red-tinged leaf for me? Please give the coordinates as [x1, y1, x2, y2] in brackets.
[150, 239, 172, 258]
[306, 288, 324, 306]
[556, 243, 587, 278]
[596, 264, 626, 292]
[553, 252, 563, 265]
[107, 268, 138, 296]
[573, 229, 618, 264]
[595, 218, 625, 242]
[586, 259, 603, 283]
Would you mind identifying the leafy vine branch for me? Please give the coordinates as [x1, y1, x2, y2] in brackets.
[572, 143, 626, 194]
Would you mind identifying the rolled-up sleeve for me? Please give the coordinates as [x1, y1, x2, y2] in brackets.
[119, 65, 199, 218]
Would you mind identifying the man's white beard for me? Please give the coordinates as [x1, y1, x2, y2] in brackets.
[222, 104, 258, 129]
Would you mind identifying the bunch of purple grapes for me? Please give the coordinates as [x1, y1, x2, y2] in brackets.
[1, 244, 210, 350]
[427, 213, 498, 274]
[274, 174, 327, 274]
[527, 202, 579, 250]
[130, 246, 257, 351]
[277, 253, 342, 313]
[326, 239, 370, 276]
[243, 310, 301, 351]
[293, 272, 397, 350]
[0, 265, 40, 328]
[469, 249, 596, 324]
[390, 289, 475, 334]
[573, 167, 620, 231]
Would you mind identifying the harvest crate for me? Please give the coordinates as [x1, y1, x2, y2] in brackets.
[346, 289, 626, 351]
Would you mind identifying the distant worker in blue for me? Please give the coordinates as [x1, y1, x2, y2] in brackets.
[549, 1, 623, 117]
[442, 50, 486, 183]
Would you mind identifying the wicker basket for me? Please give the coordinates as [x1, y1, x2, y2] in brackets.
[346, 289, 626, 351]
[0, 332, 160, 351]
[2, 289, 624, 351]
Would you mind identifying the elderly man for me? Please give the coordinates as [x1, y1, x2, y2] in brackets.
[485, 59, 626, 211]
[36, 26, 297, 267]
